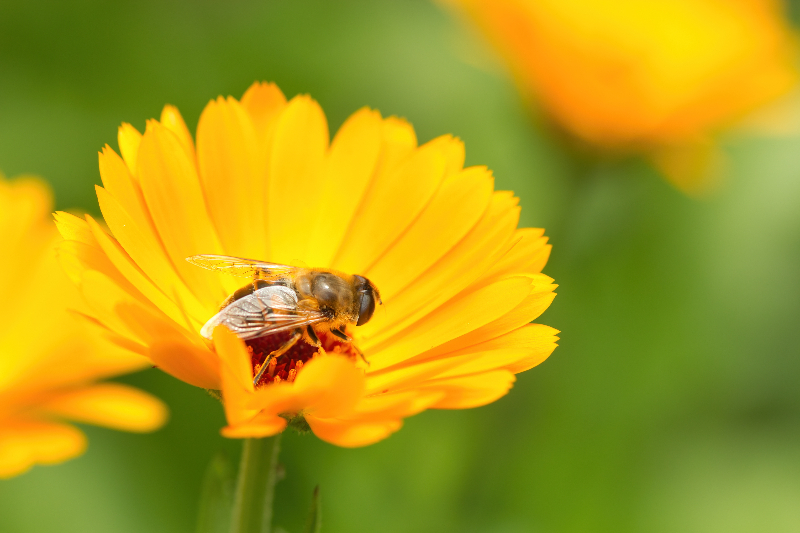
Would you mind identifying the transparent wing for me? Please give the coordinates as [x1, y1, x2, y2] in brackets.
[200, 285, 326, 341]
[186, 254, 299, 280]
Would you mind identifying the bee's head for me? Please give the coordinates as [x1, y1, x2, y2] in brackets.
[353, 275, 381, 326]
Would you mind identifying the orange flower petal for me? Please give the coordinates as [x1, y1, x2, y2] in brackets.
[366, 329, 542, 390]
[240, 82, 288, 188]
[429, 348, 540, 380]
[117, 122, 142, 175]
[221, 411, 287, 438]
[363, 326, 553, 393]
[56, 238, 128, 290]
[197, 96, 268, 259]
[291, 355, 364, 418]
[98, 145, 153, 237]
[452, 0, 797, 167]
[1, 175, 52, 225]
[372, 117, 418, 178]
[365, 275, 535, 370]
[94, 185, 212, 323]
[53, 211, 95, 245]
[425, 134, 466, 175]
[332, 138, 449, 274]
[484, 227, 551, 278]
[414, 370, 516, 409]
[85, 214, 191, 329]
[136, 120, 229, 307]
[248, 355, 365, 419]
[353, 389, 444, 420]
[0, 420, 87, 479]
[358, 191, 519, 343]
[305, 107, 383, 267]
[426, 323, 560, 376]
[267, 95, 329, 264]
[3, 174, 170, 473]
[114, 298, 200, 349]
[79, 270, 151, 344]
[366, 165, 494, 299]
[499, 324, 561, 373]
[149, 338, 221, 390]
[67, 314, 152, 377]
[240, 81, 287, 142]
[376, 279, 557, 381]
[305, 416, 403, 448]
[43, 383, 168, 432]
[160, 105, 196, 162]
[423, 274, 557, 357]
[365, 357, 465, 395]
[214, 327, 257, 426]
[325, 114, 418, 271]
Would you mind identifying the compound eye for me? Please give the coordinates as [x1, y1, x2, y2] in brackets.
[356, 291, 376, 326]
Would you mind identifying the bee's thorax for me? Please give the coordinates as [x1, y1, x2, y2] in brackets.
[294, 271, 359, 322]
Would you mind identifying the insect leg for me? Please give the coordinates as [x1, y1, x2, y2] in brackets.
[306, 325, 320, 345]
[253, 330, 302, 386]
[352, 343, 370, 367]
[305, 326, 327, 356]
[330, 327, 367, 365]
[330, 327, 351, 342]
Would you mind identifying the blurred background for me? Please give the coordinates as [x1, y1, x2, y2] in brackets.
[1, 1, 800, 532]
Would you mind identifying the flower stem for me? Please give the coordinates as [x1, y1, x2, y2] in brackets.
[229, 434, 283, 533]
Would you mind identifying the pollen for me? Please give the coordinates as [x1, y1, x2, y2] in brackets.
[320, 331, 360, 360]
[246, 330, 361, 387]
[247, 331, 314, 387]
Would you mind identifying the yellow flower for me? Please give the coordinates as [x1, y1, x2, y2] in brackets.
[0, 175, 167, 479]
[446, 0, 798, 193]
[57, 82, 558, 447]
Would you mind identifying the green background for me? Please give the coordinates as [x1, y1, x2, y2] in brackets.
[2, 1, 800, 532]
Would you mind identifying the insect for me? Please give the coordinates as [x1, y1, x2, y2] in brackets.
[186, 254, 381, 385]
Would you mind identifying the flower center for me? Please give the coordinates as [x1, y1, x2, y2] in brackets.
[247, 330, 360, 387]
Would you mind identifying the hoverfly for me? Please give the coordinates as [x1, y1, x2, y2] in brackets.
[186, 255, 381, 385]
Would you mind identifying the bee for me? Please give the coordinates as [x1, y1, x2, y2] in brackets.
[186, 254, 381, 385]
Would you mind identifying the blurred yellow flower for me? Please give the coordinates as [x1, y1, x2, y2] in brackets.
[57, 82, 558, 447]
[0, 175, 167, 479]
[446, 0, 798, 193]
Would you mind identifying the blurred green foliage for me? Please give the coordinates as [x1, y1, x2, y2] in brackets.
[1, 1, 799, 532]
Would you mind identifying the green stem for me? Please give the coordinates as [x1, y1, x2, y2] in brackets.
[229, 434, 283, 533]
